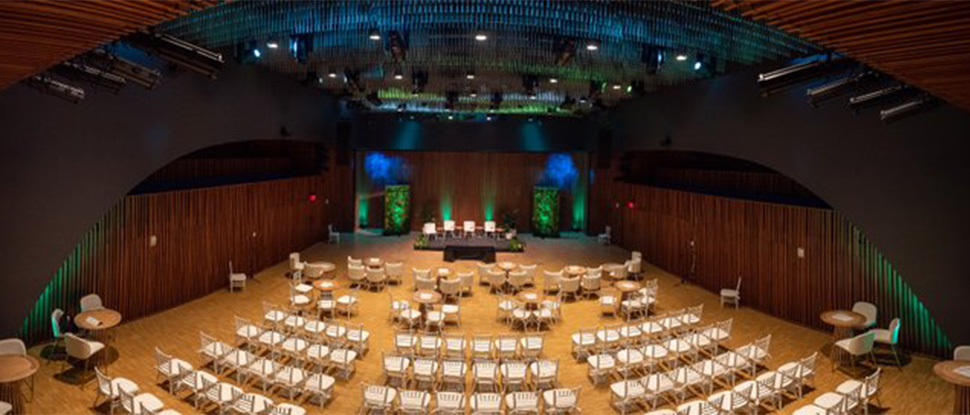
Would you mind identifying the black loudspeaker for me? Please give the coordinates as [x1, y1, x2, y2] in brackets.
[596, 128, 612, 169]
[336, 121, 351, 166]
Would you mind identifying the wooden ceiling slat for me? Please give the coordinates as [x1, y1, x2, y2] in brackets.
[712, 0, 970, 110]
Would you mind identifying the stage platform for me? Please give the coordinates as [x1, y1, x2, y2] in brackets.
[425, 236, 513, 262]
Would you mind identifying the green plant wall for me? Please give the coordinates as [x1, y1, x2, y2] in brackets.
[384, 185, 411, 235]
[532, 187, 560, 237]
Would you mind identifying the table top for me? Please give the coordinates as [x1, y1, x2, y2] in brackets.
[820, 310, 866, 328]
[313, 280, 338, 291]
[497, 262, 518, 271]
[615, 281, 641, 292]
[601, 262, 624, 270]
[0, 355, 39, 383]
[307, 261, 335, 271]
[75, 309, 123, 330]
[436, 268, 451, 277]
[413, 290, 442, 304]
[564, 265, 587, 275]
[934, 360, 970, 387]
[516, 291, 542, 304]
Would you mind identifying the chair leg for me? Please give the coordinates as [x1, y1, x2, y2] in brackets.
[891, 345, 903, 371]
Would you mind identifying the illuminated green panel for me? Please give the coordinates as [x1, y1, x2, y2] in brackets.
[532, 187, 559, 238]
[358, 198, 369, 228]
[440, 194, 452, 221]
[384, 185, 410, 235]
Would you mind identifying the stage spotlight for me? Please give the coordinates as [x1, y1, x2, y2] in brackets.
[86, 50, 160, 89]
[586, 40, 600, 51]
[549, 78, 558, 84]
[486, 115, 493, 121]
[394, 72, 403, 80]
[466, 71, 475, 80]
[52, 61, 127, 94]
[475, 32, 488, 41]
[25, 74, 85, 103]
[267, 42, 279, 49]
[469, 92, 478, 98]
[612, 84, 621, 90]
[328, 72, 337, 78]
[694, 61, 702, 71]
[758, 56, 849, 96]
[554, 38, 577, 66]
[676, 54, 688, 61]
[253, 49, 261, 58]
[369, 28, 381, 41]
[529, 94, 537, 100]
[880, 94, 937, 124]
[849, 84, 916, 112]
[806, 71, 882, 106]
[129, 32, 223, 79]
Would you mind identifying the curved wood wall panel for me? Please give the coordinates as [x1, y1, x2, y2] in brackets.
[19, 172, 351, 345]
[594, 169, 952, 358]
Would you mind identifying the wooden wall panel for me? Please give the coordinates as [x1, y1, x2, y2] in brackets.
[19, 170, 353, 345]
[592, 167, 952, 357]
[357, 151, 589, 233]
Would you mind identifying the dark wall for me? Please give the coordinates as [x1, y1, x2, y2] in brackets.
[351, 113, 599, 152]
[0, 62, 341, 337]
[611, 65, 970, 347]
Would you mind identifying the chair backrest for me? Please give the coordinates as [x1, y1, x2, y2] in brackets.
[289, 253, 301, 270]
[801, 351, 818, 374]
[444, 220, 455, 231]
[612, 265, 628, 279]
[887, 318, 901, 344]
[366, 267, 386, 282]
[348, 264, 366, 281]
[0, 338, 26, 356]
[954, 345, 970, 361]
[458, 271, 474, 288]
[423, 222, 436, 234]
[64, 333, 93, 359]
[560, 277, 580, 292]
[80, 293, 104, 312]
[848, 331, 877, 355]
[852, 301, 877, 325]
[464, 221, 475, 231]
[413, 268, 431, 279]
[605, 225, 611, 235]
[348, 256, 362, 266]
[509, 270, 528, 287]
[865, 368, 881, 397]
[735, 276, 743, 291]
[543, 270, 562, 286]
[51, 308, 64, 338]
[484, 221, 496, 232]
[95, 366, 113, 394]
[328, 223, 336, 234]
[627, 259, 642, 273]
[440, 278, 460, 295]
[386, 262, 404, 276]
[417, 276, 438, 291]
[581, 274, 601, 290]
[487, 269, 506, 287]
[631, 251, 642, 260]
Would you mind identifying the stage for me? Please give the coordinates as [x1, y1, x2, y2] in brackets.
[424, 235, 514, 262]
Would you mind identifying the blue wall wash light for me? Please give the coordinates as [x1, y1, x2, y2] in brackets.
[542, 153, 578, 189]
[364, 152, 409, 185]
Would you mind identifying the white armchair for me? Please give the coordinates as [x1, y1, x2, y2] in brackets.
[463, 220, 476, 238]
[720, 277, 742, 309]
[598, 226, 612, 244]
[80, 294, 104, 312]
[443, 220, 456, 238]
[347, 264, 367, 289]
[385, 261, 404, 285]
[328, 224, 340, 243]
[559, 277, 581, 301]
[834, 331, 877, 370]
[869, 318, 902, 369]
[0, 339, 26, 356]
[289, 253, 305, 275]
[955, 346, 970, 361]
[484, 221, 497, 238]
[423, 222, 438, 240]
[64, 332, 104, 375]
[852, 302, 878, 330]
[229, 261, 246, 292]
[543, 270, 562, 294]
[627, 259, 642, 279]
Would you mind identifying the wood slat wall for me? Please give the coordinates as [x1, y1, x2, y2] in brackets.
[19, 172, 352, 345]
[593, 168, 952, 358]
[357, 151, 589, 233]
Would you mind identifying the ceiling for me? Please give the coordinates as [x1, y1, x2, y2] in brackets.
[711, 0, 970, 110]
[0, 0, 218, 89]
[157, 0, 817, 115]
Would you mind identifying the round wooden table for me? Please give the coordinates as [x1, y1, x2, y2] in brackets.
[307, 261, 336, 278]
[365, 258, 384, 269]
[935, 360, 970, 414]
[821, 310, 865, 366]
[516, 291, 542, 310]
[497, 261, 518, 274]
[413, 289, 442, 319]
[75, 309, 122, 339]
[313, 279, 338, 292]
[614, 280, 642, 300]
[564, 265, 587, 278]
[0, 355, 39, 414]
[601, 263, 624, 279]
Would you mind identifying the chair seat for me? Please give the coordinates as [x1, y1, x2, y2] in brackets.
[265, 311, 287, 323]
[305, 373, 335, 393]
[756, 371, 793, 390]
[284, 316, 306, 328]
[337, 296, 358, 305]
[230, 273, 247, 282]
[304, 320, 327, 334]
[87, 340, 106, 356]
[294, 284, 312, 293]
[274, 367, 306, 385]
[258, 331, 284, 346]
[202, 341, 229, 358]
[836, 379, 866, 396]
[610, 380, 645, 398]
[793, 404, 829, 415]
[587, 354, 616, 370]
[306, 344, 330, 360]
[599, 296, 616, 306]
[834, 338, 857, 354]
[282, 338, 308, 353]
[571, 333, 596, 346]
[720, 289, 739, 297]
[107, 377, 139, 398]
[442, 304, 459, 313]
[236, 325, 260, 339]
[291, 295, 311, 305]
[347, 329, 370, 343]
[814, 392, 848, 410]
[317, 300, 335, 309]
[130, 393, 165, 413]
[329, 349, 357, 364]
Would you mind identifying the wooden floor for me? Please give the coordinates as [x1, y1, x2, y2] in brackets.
[25, 232, 952, 414]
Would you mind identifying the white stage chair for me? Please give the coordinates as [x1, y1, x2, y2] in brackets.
[598, 226, 612, 244]
[853, 301, 878, 330]
[463, 220, 476, 238]
[443, 220, 456, 237]
[328, 224, 340, 244]
[720, 277, 742, 309]
[869, 318, 902, 369]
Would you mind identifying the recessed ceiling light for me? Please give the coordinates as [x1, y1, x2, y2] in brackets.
[475, 33, 488, 41]
[328, 72, 337, 78]
[549, 78, 558, 84]
[394, 74, 403, 80]
[676, 54, 688, 61]
[266, 42, 279, 49]
[586, 43, 599, 51]
[466, 74, 475, 80]
[369, 29, 381, 41]
[253, 49, 261, 58]
[448, 115, 454, 120]
[470, 92, 478, 98]
[613, 84, 621, 90]
[694, 61, 702, 70]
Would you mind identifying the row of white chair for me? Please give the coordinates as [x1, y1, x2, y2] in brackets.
[381, 353, 562, 393]
[230, 318, 365, 379]
[390, 332, 546, 362]
[422, 220, 502, 239]
[571, 311, 718, 360]
[94, 367, 183, 415]
[792, 368, 881, 415]
[360, 384, 581, 415]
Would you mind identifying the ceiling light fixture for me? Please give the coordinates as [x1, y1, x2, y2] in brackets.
[466, 72, 475, 80]
[676, 54, 688, 61]
[475, 33, 488, 41]
[368, 29, 381, 41]
[694, 61, 702, 70]
[549, 78, 558, 84]
[266, 42, 279, 49]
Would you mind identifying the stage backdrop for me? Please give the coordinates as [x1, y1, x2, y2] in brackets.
[355, 151, 589, 233]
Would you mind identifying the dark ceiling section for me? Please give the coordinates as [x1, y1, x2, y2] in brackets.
[0, 1, 219, 90]
[711, 0, 970, 111]
[158, 0, 817, 115]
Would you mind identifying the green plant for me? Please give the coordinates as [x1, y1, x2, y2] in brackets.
[508, 237, 525, 252]
[384, 185, 411, 236]
[413, 234, 429, 249]
[532, 186, 560, 237]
